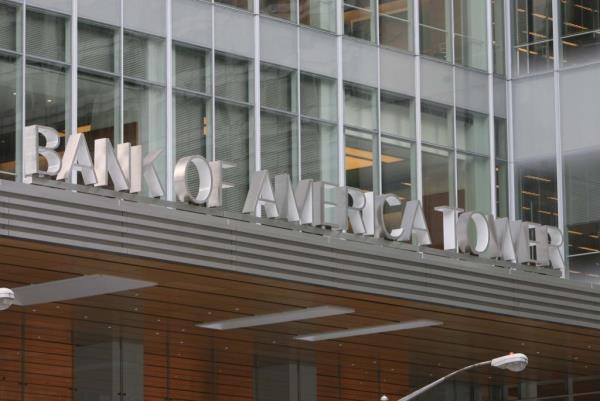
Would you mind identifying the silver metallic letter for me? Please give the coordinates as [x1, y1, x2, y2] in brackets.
[456, 212, 490, 255]
[434, 206, 463, 250]
[374, 194, 404, 240]
[243, 170, 279, 217]
[57, 133, 97, 185]
[94, 138, 129, 191]
[23, 125, 61, 183]
[207, 161, 234, 208]
[335, 187, 366, 233]
[174, 155, 213, 204]
[398, 200, 432, 246]
[547, 225, 565, 271]
[142, 149, 165, 198]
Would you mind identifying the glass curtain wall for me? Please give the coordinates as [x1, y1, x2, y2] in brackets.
[215, 53, 253, 212]
[344, 0, 375, 41]
[560, 0, 600, 65]
[512, 0, 554, 75]
[379, 0, 412, 50]
[453, 0, 488, 70]
[173, 44, 211, 197]
[0, 3, 18, 178]
[419, 0, 452, 61]
[300, 73, 338, 183]
[260, 63, 298, 180]
[344, 82, 378, 192]
[300, 0, 336, 31]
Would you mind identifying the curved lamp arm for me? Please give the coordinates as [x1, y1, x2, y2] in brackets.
[397, 360, 492, 401]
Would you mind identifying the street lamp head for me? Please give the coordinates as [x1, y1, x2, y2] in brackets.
[491, 353, 528, 372]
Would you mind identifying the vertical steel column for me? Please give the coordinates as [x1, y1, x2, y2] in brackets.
[503, 0, 516, 221]
[486, 0, 496, 216]
[551, 0, 567, 278]
[413, 0, 422, 202]
[211, 2, 216, 162]
[450, 0, 458, 210]
[17, 0, 27, 183]
[70, 0, 78, 141]
[296, 14, 302, 180]
[336, 0, 345, 186]
[166, 0, 174, 200]
[253, 0, 261, 173]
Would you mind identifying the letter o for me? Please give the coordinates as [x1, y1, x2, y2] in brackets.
[174, 155, 213, 204]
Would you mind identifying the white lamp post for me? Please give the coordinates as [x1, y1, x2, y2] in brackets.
[384, 353, 528, 401]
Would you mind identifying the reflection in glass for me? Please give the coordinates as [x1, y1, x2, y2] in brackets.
[419, 0, 450, 61]
[216, 54, 251, 103]
[0, 57, 17, 175]
[123, 31, 165, 83]
[495, 117, 508, 217]
[174, 93, 209, 196]
[215, 101, 250, 212]
[26, 63, 67, 133]
[455, 108, 489, 155]
[492, 0, 505, 75]
[261, 0, 295, 21]
[344, 83, 377, 131]
[215, 0, 252, 11]
[0, 4, 17, 52]
[344, 0, 374, 41]
[561, 0, 600, 65]
[453, 0, 487, 70]
[26, 11, 67, 62]
[512, 0, 553, 75]
[78, 72, 118, 152]
[301, 120, 337, 183]
[379, 0, 411, 50]
[173, 45, 209, 94]
[300, 73, 337, 121]
[380, 91, 413, 139]
[422, 145, 453, 248]
[124, 82, 166, 194]
[381, 137, 414, 200]
[421, 101, 452, 148]
[79, 22, 117, 73]
[299, 0, 336, 32]
[345, 129, 376, 191]
[457, 153, 490, 213]
[261, 112, 297, 179]
[261, 65, 295, 113]
[516, 161, 558, 227]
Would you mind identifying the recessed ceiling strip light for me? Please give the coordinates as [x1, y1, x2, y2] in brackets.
[196, 306, 355, 330]
[294, 319, 443, 341]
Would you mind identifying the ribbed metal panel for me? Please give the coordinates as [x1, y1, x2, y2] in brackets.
[1, 179, 600, 329]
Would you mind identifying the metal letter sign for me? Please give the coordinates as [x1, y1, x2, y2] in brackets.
[21, 125, 565, 271]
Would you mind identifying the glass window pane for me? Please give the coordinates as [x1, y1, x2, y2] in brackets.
[216, 54, 251, 103]
[79, 21, 118, 73]
[299, 0, 336, 32]
[0, 56, 17, 175]
[345, 128, 376, 191]
[561, 0, 600, 65]
[123, 82, 166, 195]
[123, 31, 166, 83]
[174, 93, 210, 197]
[453, 0, 487, 70]
[492, 0, 505, 75]
[78, 72, 118, 153]
[173, 45, 210, 93]
[496, 160, 508, 217]
[380, 91, 414, 139]
[26, 11, 67, 62]
[457, 153, 490, 213]
[216, 0, 252, 11]
[0, 4, 17, 52]
[379, 0, 411, 50]
[301, 120, 337, 183]
[512, 0, 553, 75]
[421, 101, 453, 147]
[422, 145, 453, 249]
[215, 101, 250, 212]
[261, 65, 295, 112]
[261, 0, 294, 20]
[419, 0, 450, 61]
[455, 108, 489, 155]
[300, 73, 337, 121]
[26, 63, 67, 133]
[344, 83, 377, 131]
[261, 111, 297, 179]
[494, 117, 507, 160]
[344, 2, 373, 41]
[381, 137, 414, 200]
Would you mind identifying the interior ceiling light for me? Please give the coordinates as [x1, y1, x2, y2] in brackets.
[196, 305, 355, 330]
[0, 275, 156, 311]
[294, 319, 443, 342]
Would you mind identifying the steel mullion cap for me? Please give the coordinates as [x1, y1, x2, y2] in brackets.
[294, 319, 443, 341]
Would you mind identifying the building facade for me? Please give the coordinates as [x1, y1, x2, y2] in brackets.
[0, 0, 600, 401]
